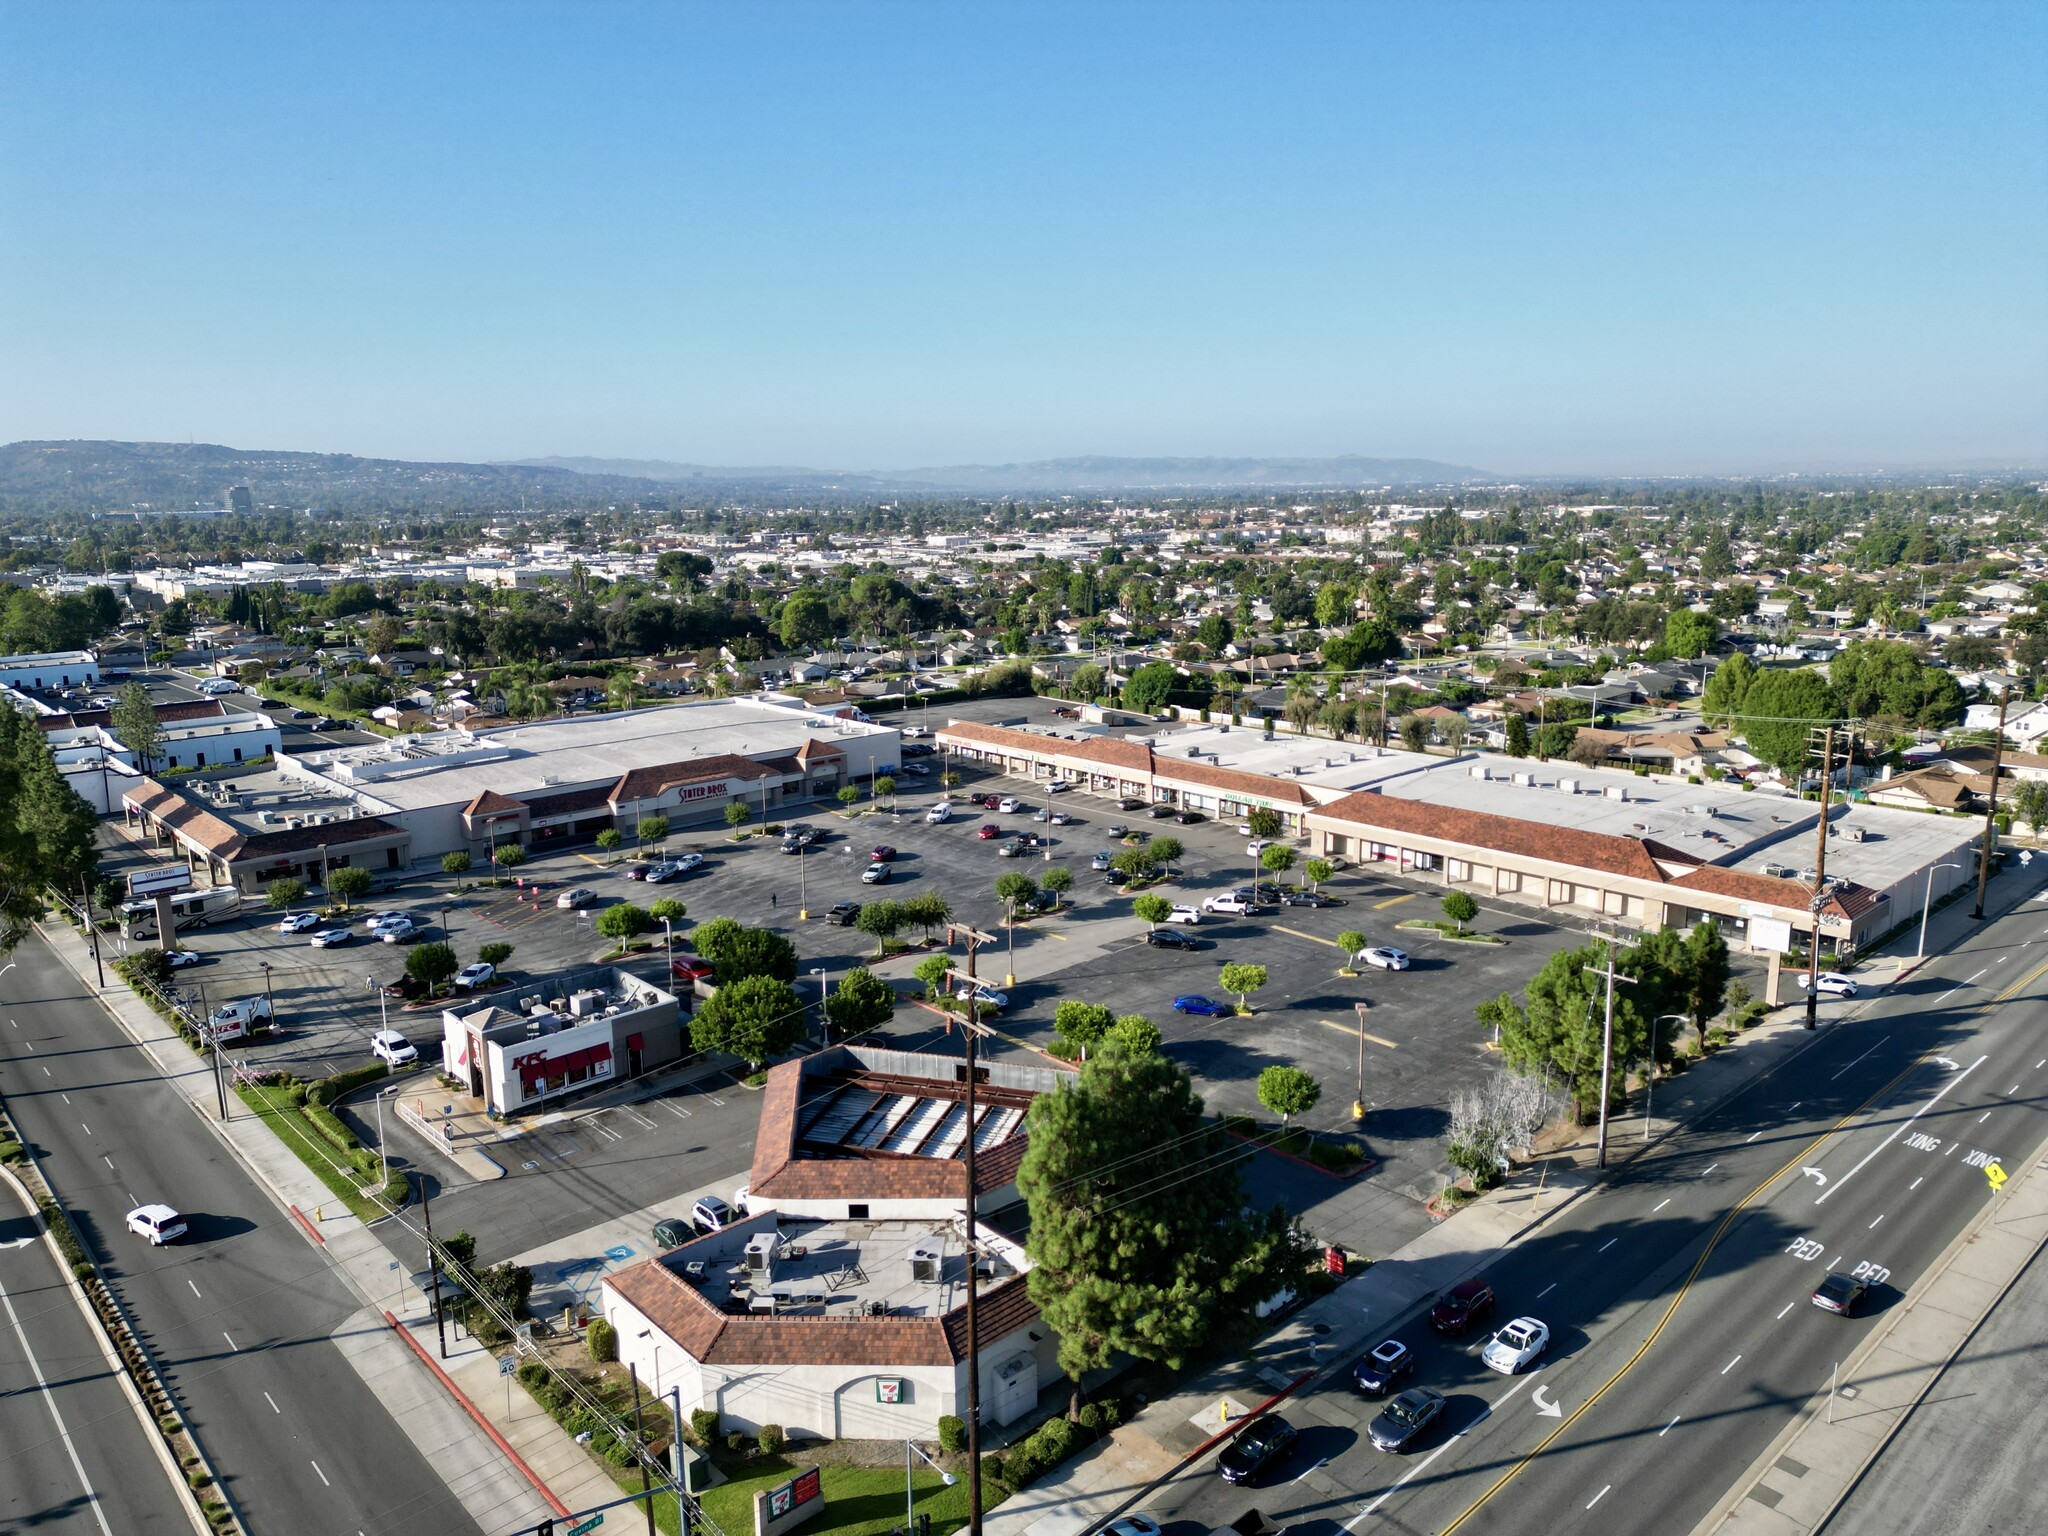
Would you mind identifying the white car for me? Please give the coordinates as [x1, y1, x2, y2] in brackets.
[691, 1196, 734, 1233]
[670, 852, 706, 873]
[1798, 971, 1859, 997]
[926, 802, 953, 823]
[309, 927, 353, 948]
[376, 919, 418, 944]
[1164, 905, 1202, 925]
[453, 962, 496, 991]
[126, 1203, 188, 1245]
[1247, 839, 1273, 857]
[277, 912, 321, 934]
[1091, 850, 1114, 870]
[1045, 779, 1071, 793]
[1202, 894, 1258, 916]
[1481, 1317, 1550, 1375]
[361, 909, 409, 930]
[1049, 811, 1072, 825]
[900, 762, 930, 776]
[954, 984, 1009, 1010]
[370, 1029, 418, 1067]
[164, 949, 203, 969]
[998, 797, 1023, 814]
[556, 887, 595, 909]
[1357, 946, 1410, 971]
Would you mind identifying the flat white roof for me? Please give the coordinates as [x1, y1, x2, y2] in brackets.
[1137, 722, 1437, 797]
[289, 697, 899, 814]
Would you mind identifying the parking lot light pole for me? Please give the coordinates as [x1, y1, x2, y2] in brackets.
[813, 968, 828, 1046]
[798, 843, 808, 921]
[368, 973, 388, 1035]
[1917, 862, 1963, 961]
[375, 1085, 392, 1187]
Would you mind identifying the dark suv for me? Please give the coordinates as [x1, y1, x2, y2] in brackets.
[1217, 1415, 1297, 1485]
[1430, 1278, 1496, 1335]
[826, 901, 862, 926]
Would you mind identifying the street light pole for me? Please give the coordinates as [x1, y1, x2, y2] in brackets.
[798, 842, 808, 921]
[814, 968, 829, 1046]
[1917, 863, 1963, 962]
[1647, 1014, 1686, 1141]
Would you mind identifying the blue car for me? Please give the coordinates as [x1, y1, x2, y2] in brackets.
[1173, 994, 1230, 1017]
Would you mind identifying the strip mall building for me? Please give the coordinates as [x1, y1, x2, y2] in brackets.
[937, 719, 1982, 963]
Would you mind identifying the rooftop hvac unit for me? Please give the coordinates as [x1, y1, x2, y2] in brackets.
[1512, 772, 1533, 787]
[1604, 784, 1629, 801]
[744, 1233, 778, 1280]
[1689, 802, 1715, 818]
[1558, 777, 1580, 795]
[567, 988, 605, 1018]
[909, 1240, 944, 1284]
[1471, 765, 1490, 781]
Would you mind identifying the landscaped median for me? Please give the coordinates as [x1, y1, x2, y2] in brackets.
[233, 1066, 410, 1222]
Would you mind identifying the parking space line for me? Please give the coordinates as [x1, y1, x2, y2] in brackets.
[1373, 893, 1416, 909]
[1318, 1019, 1399, 1050]
[1274, 925, 1340, 949]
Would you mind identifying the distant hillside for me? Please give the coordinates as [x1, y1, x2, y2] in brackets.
[0, 439, 1492, 515]
[0, 440, 678, 515]
[520, 451, 1490, 493]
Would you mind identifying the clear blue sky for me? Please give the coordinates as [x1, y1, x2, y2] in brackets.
[3, 1, 2042, 476]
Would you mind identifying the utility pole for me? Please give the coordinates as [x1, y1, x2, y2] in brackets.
[79, 878, 105, 989]
[1972, 682, 2011, 920]
[1589, 933, 1637, 1169]
[950, 922, 1002, 1536]
[423, 1180, 449, 1358]
[1806, 725, 1835, 1030]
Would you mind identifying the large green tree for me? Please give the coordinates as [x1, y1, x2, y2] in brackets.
[1479, 940, 1650, 1120]
[1664, 608, 1718, 660]
[694, 919, 798, 985]
[1735, 667, 1837, 778]
[0, 709, 99, 947]
[1120, 662, 1179, 714]
[1700, 651, 1755, 729]
[110, 681, 164, 775]
[1827, 639, 1966, 729]
[1019, 1043, 1307, 1404]
[691, 974, 805, 1068]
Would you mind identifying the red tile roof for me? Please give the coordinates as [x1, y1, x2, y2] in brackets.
[1311, 791, 1700, 883]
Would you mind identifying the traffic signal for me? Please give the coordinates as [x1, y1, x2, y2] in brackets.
[536, 1521, 554, 1536]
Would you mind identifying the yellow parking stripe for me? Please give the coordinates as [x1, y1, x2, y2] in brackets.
[1373, 892, 1416, 910]
[1273, 925, 1339, 948]
[1320, 1018, 1398, 1049]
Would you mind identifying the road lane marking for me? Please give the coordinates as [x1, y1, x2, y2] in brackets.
[2010, 1084, 2020, 1096]
[1980, 1111, 1992, 1123]
[80, 1122, 90, 1135]
[1373, 893, 1415, 909]
[1702, 1163, 1718, 1176]
[1537, 1282, 1557, 1298]
[265, 1392, 280, 1413]
[1869, 1214, 1884, 1229]
[0, 1274, 114, 1535]
[1653, 1198, 1671, 1212]
[1832, 1037, 1889, 1080]
[188, 1279, 201, 1298]
[1275, 925, 1340, 948]
[1721, 1354, 1741, 1374]
[1910, 1177, 1924, 1190]
[1597, 1238, 1619, 1254]
[310, 1460, 331, 1487]
[1588, 1486, 1611, 1510]
[1294, 1457, 1329, 1483]
[1429, 998, 1957, 1536]
[102, 1156, 113, 1170]
[1660, 1416, 1680, 1436]
[1747, 1131, 1761, 1142]
[1777, 1302, 1795, 1319]
[1347, 1376, 1534, 1527]
[1817, 1054, 1986, 1205]
[41, 1066, 48, 1077]
[223, 1331, 238, 1352]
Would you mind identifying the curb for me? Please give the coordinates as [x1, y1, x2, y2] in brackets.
[0, 1162, 214, 1536]
[382, 1311, 573, 1518]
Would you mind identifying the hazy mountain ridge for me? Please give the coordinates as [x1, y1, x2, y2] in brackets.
[517, 451, 1491, 492]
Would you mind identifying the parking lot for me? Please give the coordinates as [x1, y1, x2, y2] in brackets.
[98, 696, 1766, 1267]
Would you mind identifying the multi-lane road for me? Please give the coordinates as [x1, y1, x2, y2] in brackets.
[1152, 886, 2048, 1536]
[0, 933, 487, 1536]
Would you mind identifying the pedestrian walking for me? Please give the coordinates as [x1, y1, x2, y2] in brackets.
[771, 891, 778, 909]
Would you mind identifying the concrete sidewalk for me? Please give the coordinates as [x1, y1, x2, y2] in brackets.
[34, 915, 619, 1531]
[1690, 1123, 2048, 1536]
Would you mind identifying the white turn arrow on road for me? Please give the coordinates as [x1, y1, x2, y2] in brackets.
[1932, 1057, 1961, 1069]
[1531, 1385, 1562, 1418]
[1801, 1166, 1828, 1186]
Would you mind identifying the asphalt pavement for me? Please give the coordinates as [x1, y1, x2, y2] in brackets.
[0, 933, 488, 1536]
[1143, 876, 2048, 1536]
[0, 1168, 194, 1534]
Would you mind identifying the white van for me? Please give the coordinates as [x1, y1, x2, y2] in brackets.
[925, 801, 953, 824]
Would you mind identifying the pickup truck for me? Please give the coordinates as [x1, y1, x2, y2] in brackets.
[201, 994, 274, 1042]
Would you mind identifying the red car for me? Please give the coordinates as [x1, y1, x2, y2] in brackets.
[670, 957, 714, 984]
[976, 824, 1002, 840]
[870, 845, 897, 862]
[623, 863, 652, 881]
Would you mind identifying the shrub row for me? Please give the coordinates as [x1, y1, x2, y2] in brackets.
[982, 1400, 1123, 1492]
[40, 1198, 94, 1279]
[514, 1357, 654, 1470]
[309, 1063, 388, 1106]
